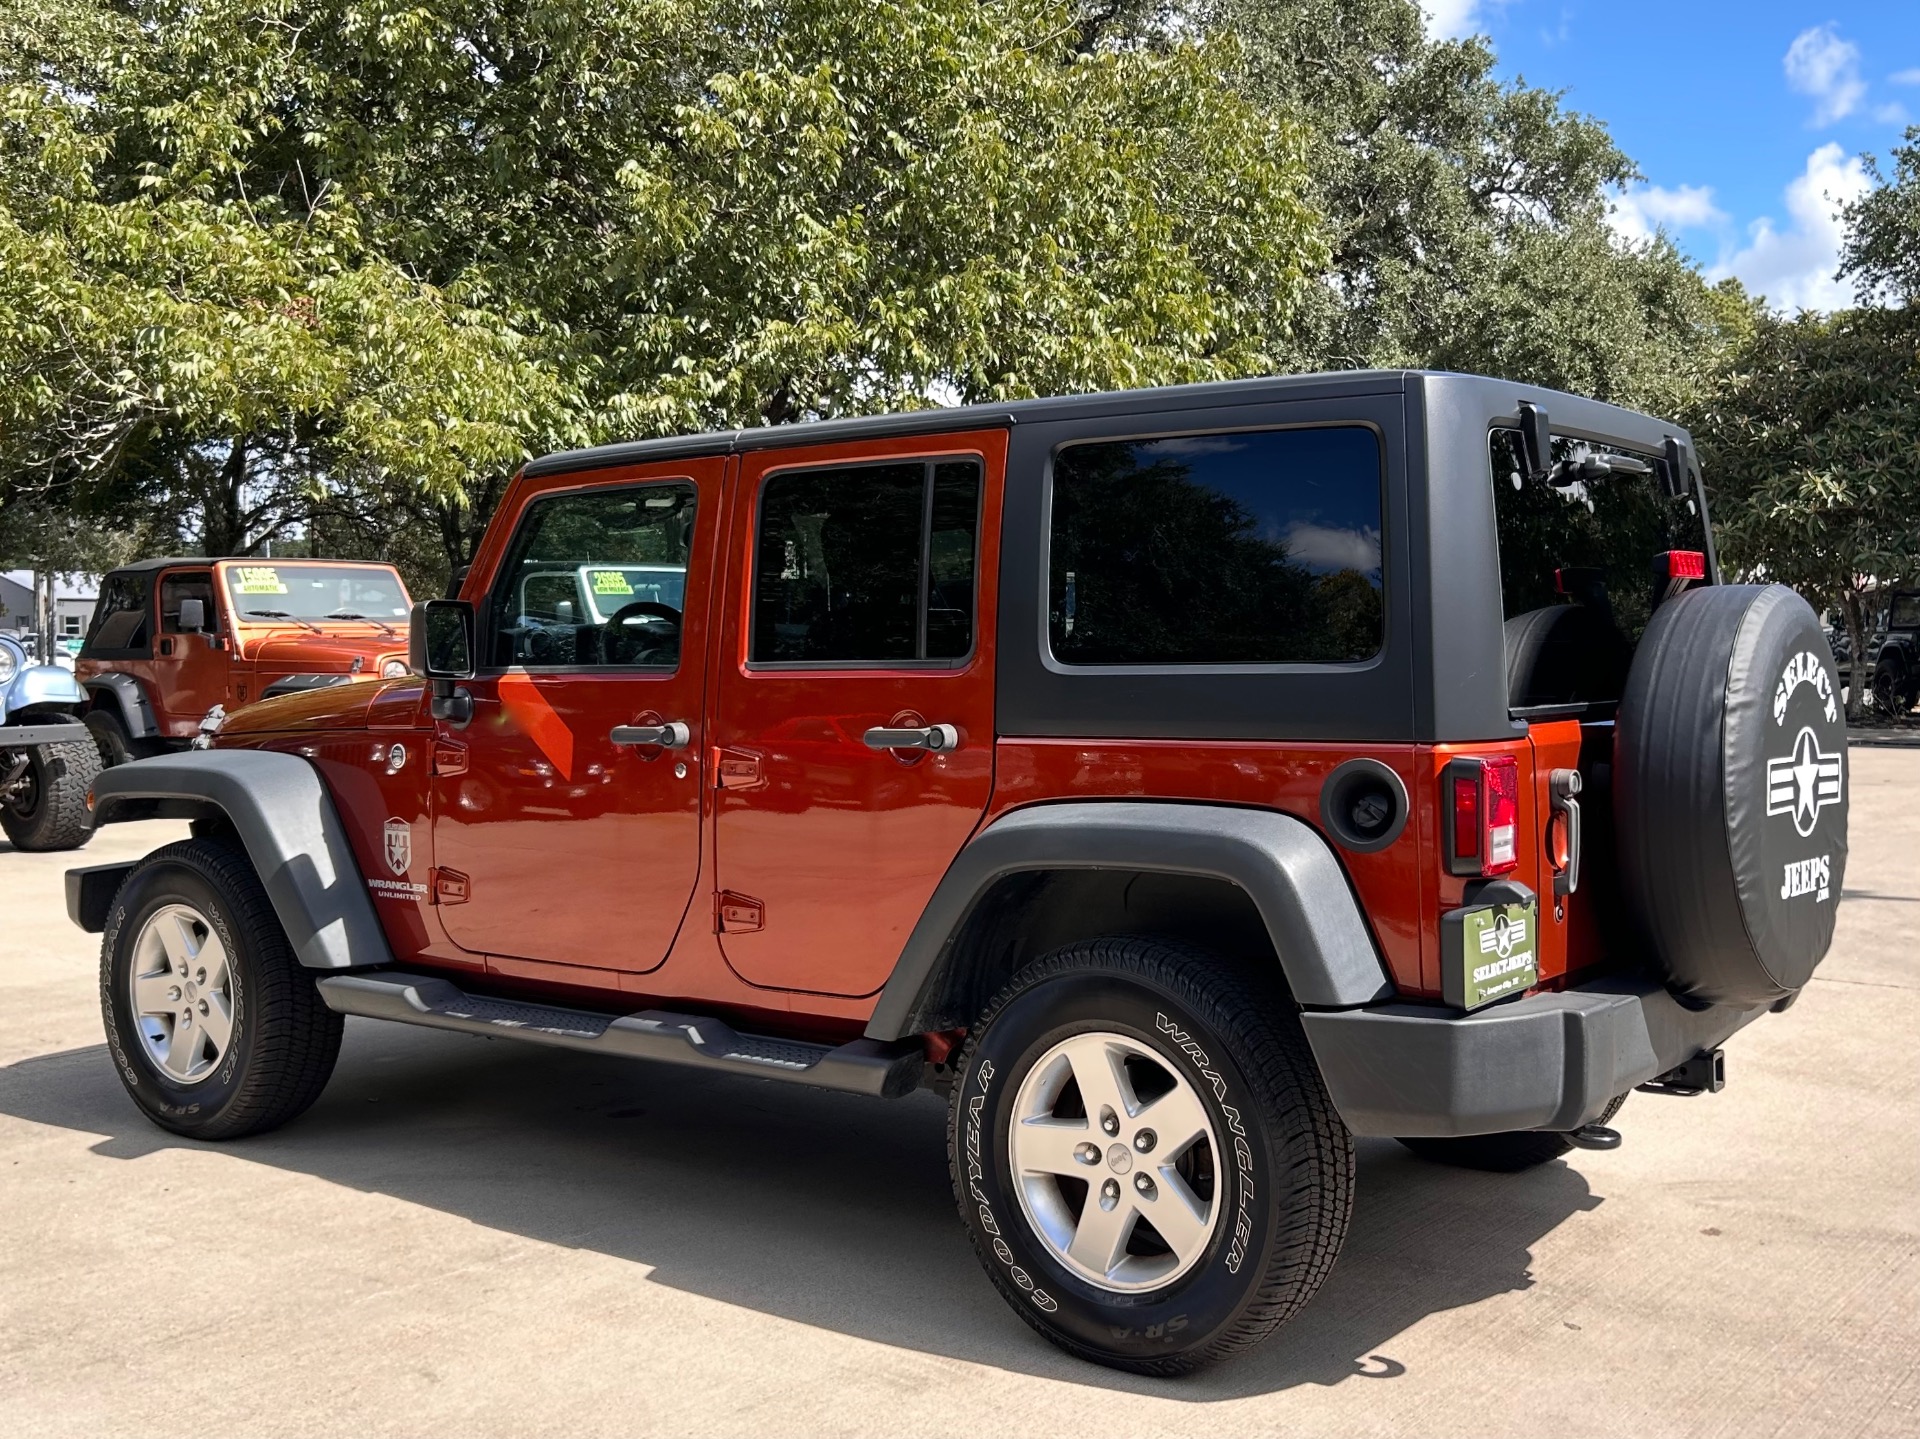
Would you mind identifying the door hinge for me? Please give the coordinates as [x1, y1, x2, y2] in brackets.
[432, 867, 470, 905]
[717, 891, 764, 933]
[432, 740, 469, 776]
[714, 747, 765, 790]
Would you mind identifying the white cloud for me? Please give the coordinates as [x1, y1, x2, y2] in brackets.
[1420, 0, 1513, 41]
[1785, 25, 1866, 126]
[1892, 68, 1920, 86]
[1712, 144, 1872, 312]
[1607, 183, 1726, 244]
[1874, 102, 1912, 125]
[1283, 523, 1382, 576]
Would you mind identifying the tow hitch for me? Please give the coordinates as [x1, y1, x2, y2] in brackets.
[1637, 1048, 1727, 1097]
[1567, 1123, 1623, 1151]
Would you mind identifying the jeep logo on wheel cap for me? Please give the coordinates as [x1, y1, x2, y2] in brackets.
[1766, 727, 1843, 837]
[383, 817, 411, 875]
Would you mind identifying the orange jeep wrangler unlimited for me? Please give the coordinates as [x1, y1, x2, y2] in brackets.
[67, 373, 1848, 1374]
[75, 557, 413, 768]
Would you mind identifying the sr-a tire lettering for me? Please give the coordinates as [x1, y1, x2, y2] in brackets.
[968, 1057, 1059, 1314]
[1157, 1011, 1255, 1276]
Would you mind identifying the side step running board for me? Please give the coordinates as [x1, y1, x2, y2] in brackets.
[316, 971, 925, 1099]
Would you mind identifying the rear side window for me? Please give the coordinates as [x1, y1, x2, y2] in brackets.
[85, 574, 149, 654]
[751, 458, 982, 665]
[1048, 426, 1384, 666]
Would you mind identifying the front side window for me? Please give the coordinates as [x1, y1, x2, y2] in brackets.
[488, 481, 696, 669]
[1048, 426, 1385, 666]
[751, 458, 981, 665]
[85, 574, 150, 653]
[159, 572, 215, 633]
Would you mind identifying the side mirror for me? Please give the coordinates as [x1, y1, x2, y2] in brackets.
[1517, 401, 1551, 481]
[410, 599, 475, 679]
[178, 597, 206, 633]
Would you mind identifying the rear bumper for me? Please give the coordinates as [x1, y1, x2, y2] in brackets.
[1301, 977, 1770, 1137]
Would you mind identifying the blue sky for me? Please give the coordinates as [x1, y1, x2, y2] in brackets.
[1429, 0, 1920, 309]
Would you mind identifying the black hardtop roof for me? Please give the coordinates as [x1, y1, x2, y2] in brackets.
[522, 369, 1689, 480]
[524, 369, 1415, 478]
[104, 556, 402, 576]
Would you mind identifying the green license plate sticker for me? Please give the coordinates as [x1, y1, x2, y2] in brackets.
[1446, 899, 1539, 1010]
[233, 566, 287, 595]
[589, 570, 634, 597]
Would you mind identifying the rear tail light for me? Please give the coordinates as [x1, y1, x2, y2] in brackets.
[1444, 755, 1520, 877]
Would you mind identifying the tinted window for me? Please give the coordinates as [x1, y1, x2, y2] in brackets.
[1048, 427, 1384, 666]
[488, 482, 697, 669]
[751, 459, 981, 664]
[1489, 429, 1708, 711]
[160, 572, 215, 633]
[86, 573, 150, 654]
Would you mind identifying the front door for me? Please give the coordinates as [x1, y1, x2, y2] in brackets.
[430, 459, 722, 973]
[711, 432, 1004, 997]
[153, 568, 226, 730]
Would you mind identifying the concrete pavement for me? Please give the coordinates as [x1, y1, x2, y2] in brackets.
[0, 753, 1915, 1437]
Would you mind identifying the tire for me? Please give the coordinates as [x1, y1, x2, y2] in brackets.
[1398, 1093, 1628, 1173]
[949, 936, 1353, 1376]
[100, 838, 343, 1139]
[1, 734, 100, 851]
[1872, 659, 1912, 717]
[1615, 585, 1848, 1008]
[85, 708, 134, 768]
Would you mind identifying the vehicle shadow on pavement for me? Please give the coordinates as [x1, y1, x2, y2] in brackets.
[0, 1021, 1602, 1399]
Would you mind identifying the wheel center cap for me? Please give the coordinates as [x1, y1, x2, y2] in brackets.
[1106, 1143, 1133, 1174]
[183, 981, 197, 1001]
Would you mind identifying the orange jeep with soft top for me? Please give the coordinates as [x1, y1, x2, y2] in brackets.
[66, 373, 1848, 1375]
[74, 557, 412, 767]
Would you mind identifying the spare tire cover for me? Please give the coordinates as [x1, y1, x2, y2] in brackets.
[1614, 584, 1848, 1007]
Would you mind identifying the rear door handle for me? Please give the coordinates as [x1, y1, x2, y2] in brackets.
[862, 723, 961, 752]
[610, 721, 692, 748]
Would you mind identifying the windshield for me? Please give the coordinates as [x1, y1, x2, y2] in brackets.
[1490, 428, 1709, 714]
[223, 563, 411, 623]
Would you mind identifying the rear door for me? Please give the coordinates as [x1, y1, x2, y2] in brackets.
[710, 431, 1005, 997]
[429, 458, 723, 973]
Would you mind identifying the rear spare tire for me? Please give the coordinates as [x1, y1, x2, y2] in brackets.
[1615, 584, 1847, 1008]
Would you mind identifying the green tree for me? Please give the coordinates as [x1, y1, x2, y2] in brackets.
[1693, 305, 1920, 718]
[1, 0, 1327, 588]
[1841, 126, 1920, 303]
[1082, 0, 1723, 415]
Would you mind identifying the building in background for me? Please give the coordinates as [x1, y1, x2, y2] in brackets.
[0, 570, 101, 660]
[0, 573, 31, 635]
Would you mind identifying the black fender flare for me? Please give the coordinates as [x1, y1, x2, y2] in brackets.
[82, 673, 160, 739]
[863, 801, 1394, 1040]
[71, 750, 395, 971]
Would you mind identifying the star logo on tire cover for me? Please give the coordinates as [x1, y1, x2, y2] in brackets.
[1766, 726, 1843, 838]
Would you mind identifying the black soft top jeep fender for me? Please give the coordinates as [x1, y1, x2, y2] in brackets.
[66, 750, 394, 972]
[864, 801, 1395, 1041]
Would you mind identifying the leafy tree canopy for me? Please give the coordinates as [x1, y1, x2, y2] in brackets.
[1082, 0, 1725, 414]
[0, 0, 1323, 583]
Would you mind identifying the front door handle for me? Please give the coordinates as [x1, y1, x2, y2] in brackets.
[611, 721, 692, 749]
[862, 723, 961, 753]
